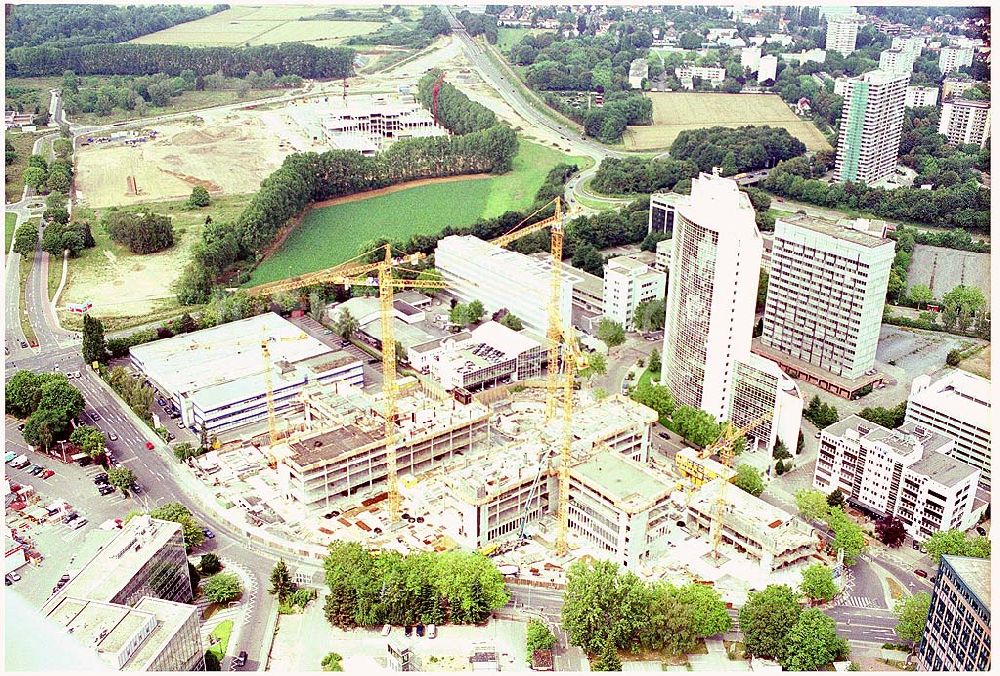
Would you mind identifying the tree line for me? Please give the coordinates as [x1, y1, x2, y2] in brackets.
[417, 70, 497, 134]
[6, 41, 354, 79]
[345, 6, 450, 49]
[322, 541, 509, 628]
[5, 3, 223, 51]
[591, 156, 699, 195]
[671, 125, 806, 175]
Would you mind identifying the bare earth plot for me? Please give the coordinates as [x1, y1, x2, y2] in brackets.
[908, 243, 991, 305]
[624, 92, 832, 152]
[130, 5, 385, 47]
[960, 344, 991, 380]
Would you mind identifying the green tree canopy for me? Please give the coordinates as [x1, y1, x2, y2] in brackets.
[672, 583, 731, 638]
[733, 464, 765, 496]
[739, 584, 802, 660]
[82, 313, 107, 364]
[827, 508, 867, 566]
[525, 619, 557, 661]
[630, 382, 675, 422]
[596, 318, 626, 348]
[781, 608, 848, 671]
[269, 559, 295, 602]
[795, 489, 831, 522]
[202, 572, 243, 603]
[187, 185, 211, 208]
[562, 559, 651, 654]
[924, 529, 991, 563]
[199, 553, 222, 575]
[107, 466, 136, 493]
[800, 563, 838, 602]
[893, 592, 931, 646]
[145, 502, 205, 550]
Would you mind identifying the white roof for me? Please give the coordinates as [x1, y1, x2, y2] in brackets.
[469, 321, 541, 358]
[911, 370, 992, 431]
[678, 173, 758, 237]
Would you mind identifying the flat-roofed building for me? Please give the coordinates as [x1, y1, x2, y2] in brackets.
[648, 192, 686, 235]
[917, 555, 991, 671]
[730, 353, 804, 454]
[834, 69, 909, 185]
[938, 44, 975, 74]
[825, 13, 864, 55]
[757, 55, 778, 83]
[938, 97, 991, 147]
[653, 238, 672, 272]
[602, 256, 666, 330]
[905, 85, 939, 108]
[891, 35, 925, 58]
[629, 58, 649, 88]
[741, 46, 762, 74]
[675, 64, 726, 88]
[879, 47, 916, 74]
[44, 597, 203, 672]
[813, 416, 980, 541]
[906, 371, 992, 486]
[322, 97, 446, 151]
[942, 78, 984, 99]
[130, 313, 363, 435]
[687, 478, 817, 575]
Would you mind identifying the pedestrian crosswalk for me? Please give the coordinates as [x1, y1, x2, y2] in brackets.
[839, 595, 882, 609]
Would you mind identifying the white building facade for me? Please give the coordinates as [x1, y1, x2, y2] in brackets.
[938, 45, 975, 75]
[938, 98, 991, 147]
[825, 13, 864, 55]
[834, 69, 909, 185]
[905, 86, 939, 108]
[757, 55, 778, 83]
[879, 47, 916, 75]
[602, 256, 666, 330]
[741, 46, 762, 74]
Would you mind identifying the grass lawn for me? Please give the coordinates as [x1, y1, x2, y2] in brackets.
[47, 250, 64, 302]
[959, 343, 990, 379]
[19, 256, 37, 345]
[886, 576, 906, 601]
[496, 27, 552, 52]
[6, 212, 17, 251]
[5, 130, 43, 203]
[248, 141, 589, 285]
[206, 619, 234, 664]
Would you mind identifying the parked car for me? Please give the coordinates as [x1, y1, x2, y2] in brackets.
[98, 485, 116, 496]
[404, 626, 413, 637]
[416, 624, 425, 637]
[976, 526, 987, 536]
[381, 624, 391, 636]
[178, 421, 186, 429]
[915, 569, 928, 578]
[29, 465, 44, 475]
[93, 473, 109, 484]
[145, 441, 155, 450]
[8, 571, 21, 582]
[78, 456, 92, 467]
[108, 432, 118, 441]
[131, 482, 143, 495]
[16, 423, 25, 431]
[427, 624, 437, 639]
[5, 452, 17, 463]
[71, 518, 88, 530]
[90, 412, 101, 421]
[62, 512, 79, 524]
[166, 432, 175, 441]
[5, 576, 12, 586]
[41, 469, 55, 479]
[202, 528, 215, 539]
[234, 651, 248, 668]
[156, 398, 166, 407]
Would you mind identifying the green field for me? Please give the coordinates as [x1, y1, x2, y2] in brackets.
[497, 28, 552, 52]
[249, 141, 588, 285]
[6, 213, 17, 252]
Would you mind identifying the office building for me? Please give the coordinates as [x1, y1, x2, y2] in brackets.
[905, 85, 939, 108]
[938, 97, 991, 147]
[939, 44, 975, 75]
[322, 97, 445, 151]
[757, 55, 778, 83]
[825, 13, 864, 55]
[653, 238, 671, 272]
[741, 46, 762, 74]
[648, 192, 686, 235]
[917, 555, 991, 671]
[435, 235, 575, 333]
[780, 48, 827, 65]
[130, 313, 363, 436]
[730, 353, 804, 454]
[602, 256, 666, 329]
[834, 69, 909, 185]
[660, 173, 762, 420]
[759, 214, 895, 386]
[687, 478, 818, 575]
[879, 47, 916, 75]
[906, 371, 992, 486]
[813, 417, 980, 541]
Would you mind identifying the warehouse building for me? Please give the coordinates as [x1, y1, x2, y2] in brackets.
[130, 313, 363, 436]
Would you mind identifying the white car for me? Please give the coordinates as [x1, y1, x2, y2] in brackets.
[108, 432, 118, 441]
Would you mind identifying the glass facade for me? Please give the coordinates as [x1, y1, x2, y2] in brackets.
[111, 528, 193, 607]
[918, 557, 991, 671]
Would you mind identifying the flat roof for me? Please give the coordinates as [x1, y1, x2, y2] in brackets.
[606, 256, 650, 272]
[751, 338, 883, 391]
[127, 598, 198, 670]
[911, 450, 980, 487]
[678, 173, 759, 238]
[910, 370, 991, 431]
[825, 415, 958, 457]
[572, 451, 672, 513]
[470, 320, 541, 358]
[777, 213, 892, 248]
[362, 316, 436, 350]
[942, 555, 991, 611]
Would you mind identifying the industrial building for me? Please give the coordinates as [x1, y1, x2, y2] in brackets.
[435, 235, 574, 333]
[322, 96, 446, 152]
[938, 97, 991, 147]
[917, 555, 991, 671]
[833, 69, 909, 185]
[759, 214, 894, 390]
[904, 85, 939, 108]
[686, 478, 818, 576]
[602, 256, 666, 329]
[825, 13, 864, 55]
[906, 371, 992, 486]
[813, 416, 981, 541]
[130, 313, 363, 436]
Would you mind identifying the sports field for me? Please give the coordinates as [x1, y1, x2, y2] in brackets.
[131, 5, 386, 47]
[623, 92, 832, 152]
[248, 141, 587, 285]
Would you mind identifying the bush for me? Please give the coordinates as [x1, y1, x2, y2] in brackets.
[321, 652, 343, 671]
[202, 573, 243, 604]
[204, 651, 220, 671]
[946, 349, 962, 366]
[103, 208, 174, 254]
[199, 553, 222, 575]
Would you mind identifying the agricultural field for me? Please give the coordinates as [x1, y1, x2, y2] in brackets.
[130, 5, 387, 47]
[623, 92, 832, 152]
[248, 141, 588, 285]
[58, 195, 250, 324]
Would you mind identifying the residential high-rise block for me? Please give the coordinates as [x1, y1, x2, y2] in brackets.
[939, 44, 975, 74]
[825, 13, 864, 55]
[905, 85, 939, 108]
[917, 555, 991, 671]
[757, 55, 778, 83]
[741, 46, 762, 74]
[906, 371, 992, 486]
[602, 256, 666, 330]
[939, 97, 991, 147]
[891, 35, 925, 58]
[834, 69, 909, 185]
[661, 173, 761, 420]
[760, 214, 894, 384]
[879, 47, 915, 74]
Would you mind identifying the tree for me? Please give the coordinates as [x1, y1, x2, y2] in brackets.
[795, 489, 830, 521]
[187, 185, 211, 208]
[630, 382, 675, 422]
[414, 268, 444, 296]
[908, 284, 933, 309]
[24, 166, 47, 192]
[102, 209, 174, 254]
[670, 405, 722, 448]
[800, 564, 838, 603]
[733, 464, 764, 496]
[596, 318, 626, 348]
[499, 312, 523, 331]
[107, 466, 136, 493]
[648, 348, 661, 374]
[13, 221, 39, 255]
[827, 508, 866, 566]
[148, 502, 205, 549]
[673, 583, 731, 638]
[924, 529, 991, 563]
[467, 299, 485, 323]
[772, 438, 791, 461]
[561, 559, 650, 655]
[199, 553, 222, 575]
[946, 349, 962, 366]
[269, 559, 295, 602]
[633, 298, 666, 331]
[875, 515, 907, 548]
[893, 592, 931, 647]
[332, 308, 359, 339]
[592, 642, 622, 671]
[449, 302, 470, 326]
[202, 572, 243, 603]
[578, 351, 607, 380]
[826, 488, 845, 508]
[525, 619, 557, 661]
[82, 314, 107, 364]
[320, 652, 343, 672]
[781, 609, 848, 671]
[739, 585, 802, 660]
[645, 590, 698, 655]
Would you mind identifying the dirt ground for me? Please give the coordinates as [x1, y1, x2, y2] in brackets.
[960, 344, 991, 379]
[908, 243, 991, 305]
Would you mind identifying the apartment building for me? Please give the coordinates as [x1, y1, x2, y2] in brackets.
[942, 78, 984, 99]
[879, 47, 916, 75]
[435, 235, 575, 333]
[653, 238, 671, 272]
[891, 35, 925, 58]
[813, 417, 980, 541]
[825, 13, 864, 55]
[834, 69, 909, 185]
[648, 191, 686, 235]
[759, 214, 895, 385]
[661, 173, 762, 420]
[757, 55, 778, 83]
[938, 44, 975, 75]
[938, 97, 991, 147]
[675, 64, 726, 88]
[906, 371, 992, 486]
[917, 555, 991, 671]
[905, 85, 939, 108]
[602, 256, 666, 329]
[741, 46, 762, 74]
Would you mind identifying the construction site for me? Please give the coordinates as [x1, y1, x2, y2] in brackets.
[155, 198, 829, 605]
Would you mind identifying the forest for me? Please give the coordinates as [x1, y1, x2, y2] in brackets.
[670, 126, 807, 175]
[6, 41, 355, 79]
[590, 156, 698, 195]
[4, 3, 225, 50]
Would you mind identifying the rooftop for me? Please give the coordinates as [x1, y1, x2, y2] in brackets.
[942, 554, 991, 611]
[437, 236, 579, 290]
[855, 68, 911, 85]
[910, 450, 980, 487]
[909, 370, 991, 431]
[776, 213, 893, 248]
[572, 451, 673, 513]
[605, 256, 651, 273]
[678, 173, 759, 238]
[126, 598, 199, 670]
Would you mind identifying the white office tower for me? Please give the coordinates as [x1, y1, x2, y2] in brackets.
[730, 353, 804, 454]
[905, 86, 939, 109]
[938, 98, 991, 147]
[891, 35, 924, 58]
[602, 257, 666, 330]
[661, 174, 761, 420]
[833, 69, 909, 185]
[820, 6, 857, 20]
[825, 13, 864, 55]
[741, 46, 762, 74]
[757, 55, 778, 83]
[879, 47, 915, 75]
[906, 371, 992, 486]
[434, 235, 574, 333]
[939, 44, 975, 75]
[762, 214, 894, 380]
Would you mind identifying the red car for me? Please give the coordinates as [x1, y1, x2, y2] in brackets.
[40, 470, 55, 479]
[145, 441, 155, 450]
